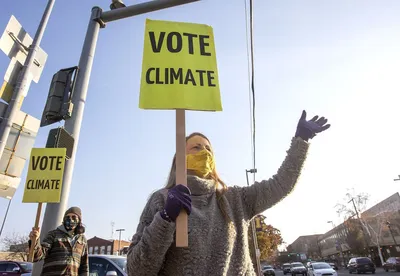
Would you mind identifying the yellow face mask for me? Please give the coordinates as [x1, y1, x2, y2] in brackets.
[187, 149, 215, 178]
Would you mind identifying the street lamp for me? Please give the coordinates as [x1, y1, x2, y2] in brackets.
[110, 0, 126, 10]
[115, 228, 125, 255]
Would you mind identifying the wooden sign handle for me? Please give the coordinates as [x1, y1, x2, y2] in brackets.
[28, 202, 42, 262]
[175, 109, 188, 247]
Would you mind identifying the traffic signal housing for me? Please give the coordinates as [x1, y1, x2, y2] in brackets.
[40, 66, 78, 127]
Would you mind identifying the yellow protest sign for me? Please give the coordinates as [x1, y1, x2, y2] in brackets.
[22, 148, 66, 203]
[139, 19, 222, 111]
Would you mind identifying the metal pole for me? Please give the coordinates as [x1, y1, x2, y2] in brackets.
[40, 5, 102, 236]
[0, 199, 12, 238]
[101, 0, 200, 23]
[31, 7, 102, 276]
[119, 231, 121, 255]
[0, 0, 55, 159]
[116, 229, 125, 255]
[246, 169, 261, 276]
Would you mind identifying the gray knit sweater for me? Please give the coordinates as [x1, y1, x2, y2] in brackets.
[127, 137, 309, 276]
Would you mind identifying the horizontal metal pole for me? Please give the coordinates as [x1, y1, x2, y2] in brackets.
[101, 0, 200, 23]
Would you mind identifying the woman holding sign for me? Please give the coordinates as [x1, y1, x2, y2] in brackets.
[127, 111, 330, 276]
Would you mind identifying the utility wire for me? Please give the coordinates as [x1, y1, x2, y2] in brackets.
[244, 0, 254, 162]
[244, 0, 260, 275]
[244, 0, 257, 180]
[249, 0, 256, 183]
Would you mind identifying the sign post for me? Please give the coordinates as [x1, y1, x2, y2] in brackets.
[0, 0, 52, 164]
[22, 148, 66, 262]
[139, 19, 222, 247]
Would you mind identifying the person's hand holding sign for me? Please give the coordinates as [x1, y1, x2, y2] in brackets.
[29, 227, 40, 240]
[29, 227, 40, 249]
[160, 185, 192, 222]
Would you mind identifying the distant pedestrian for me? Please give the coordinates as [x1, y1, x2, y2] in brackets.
[127, 110, 330, 275]
[29, 206, 88, 276]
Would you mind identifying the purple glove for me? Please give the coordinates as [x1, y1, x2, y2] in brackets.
[295, 110, 330, 141]
[160, 184, 192, 222]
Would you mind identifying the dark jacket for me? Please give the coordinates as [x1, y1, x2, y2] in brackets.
[33, 225, 89, 276]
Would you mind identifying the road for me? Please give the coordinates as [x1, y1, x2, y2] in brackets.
[273, 268, 390, 276]
[337, 268, 389, 276]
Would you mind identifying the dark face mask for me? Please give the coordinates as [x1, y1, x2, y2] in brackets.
[63, 217, 79, 231]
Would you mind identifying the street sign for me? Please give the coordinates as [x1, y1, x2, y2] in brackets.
[22, 148, 66, 203]
[0, 57, 26, 105]
[0, 15, 48, 83]
[139, 19, 222, 111]
[0, 101, 40, 200]
[4, 57, 22, 84]
[0, 174, 21, 200]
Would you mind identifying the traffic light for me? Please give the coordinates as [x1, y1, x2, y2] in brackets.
[110, 0, 126, 9]
[46, 127, 75, 159]
[40, 66, 78, 127]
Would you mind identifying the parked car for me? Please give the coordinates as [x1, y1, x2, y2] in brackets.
[308, 262, 337, 276]
[348, 257, 375, 274]
[283, 263, 292, 275]
[7, 255, 126, 276]
[383, 257, 400, 272]
[329, 262, 338, 270]
[262, 265, 275, 276]
[0, 261, 33, 276]
[89, 255, 127, 276]
[290, 262, 307, 276]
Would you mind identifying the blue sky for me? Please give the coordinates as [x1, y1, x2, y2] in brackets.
[1, 0, 400, 247]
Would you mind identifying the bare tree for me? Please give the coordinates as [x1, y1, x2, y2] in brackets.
[335, 189, 369, 220]
[336, 189, 370, 255]
[1, 232, 29, 261]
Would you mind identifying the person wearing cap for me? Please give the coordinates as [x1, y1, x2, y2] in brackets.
[29, 206, 88, 276]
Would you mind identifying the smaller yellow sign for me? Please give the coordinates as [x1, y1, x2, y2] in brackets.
[0, 81, 24, 108]
[139, 19, 222, 111]
[0, 80, 13, 102]
[22, 148, 66, 203]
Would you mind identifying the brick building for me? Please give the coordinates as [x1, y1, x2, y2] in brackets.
[318, 192, 400, 265]
[288, 234, 323, 259]
[87, 236, 131, 256]
[287, 193, 400, 266]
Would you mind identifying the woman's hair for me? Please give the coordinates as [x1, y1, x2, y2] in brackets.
[165, 132, 231, 221]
